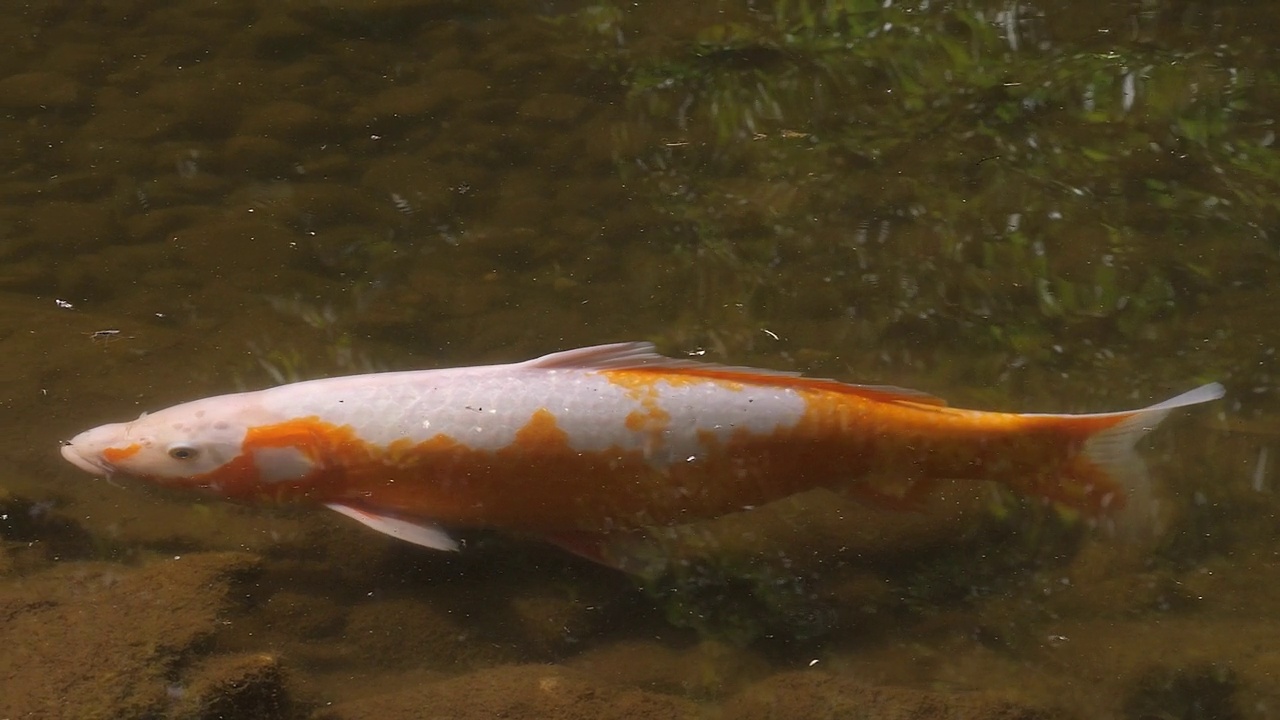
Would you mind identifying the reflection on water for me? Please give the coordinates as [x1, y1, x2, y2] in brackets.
[0, 0, 1277, 717]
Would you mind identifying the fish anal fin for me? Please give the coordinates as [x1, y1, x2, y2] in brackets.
[527, 342, 946, 406]
[325, 502, 459, 551]
[540, 529, 668, 574]
[541, 530, 622, 568]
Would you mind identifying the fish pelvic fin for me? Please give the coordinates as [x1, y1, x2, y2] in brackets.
[325, 502, 459, 551]
[1029, 383, 1225, 536]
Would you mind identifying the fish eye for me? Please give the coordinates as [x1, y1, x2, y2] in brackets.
[168, 444, 199, 461]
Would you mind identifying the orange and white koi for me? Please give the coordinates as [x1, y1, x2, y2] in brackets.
[60, 342, 1223, 565]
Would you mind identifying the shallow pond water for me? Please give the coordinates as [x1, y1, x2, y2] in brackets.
[1, 1, 1278, 718]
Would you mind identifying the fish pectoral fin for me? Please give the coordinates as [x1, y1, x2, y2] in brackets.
[324, 503, 459, 552]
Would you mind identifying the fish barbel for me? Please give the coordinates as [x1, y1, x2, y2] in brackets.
[60, 342, 1223, 564]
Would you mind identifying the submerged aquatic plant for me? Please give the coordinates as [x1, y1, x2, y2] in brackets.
[641, 553, 837, 644]
[558, 0, 1269, 396]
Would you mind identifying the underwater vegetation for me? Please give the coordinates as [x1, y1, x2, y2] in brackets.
[551, 1, 1274, 393]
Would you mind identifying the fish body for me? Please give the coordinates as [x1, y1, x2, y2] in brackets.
[60, 343, 1223, 562]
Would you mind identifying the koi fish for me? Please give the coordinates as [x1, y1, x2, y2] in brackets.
[60, 342, 1222, 565]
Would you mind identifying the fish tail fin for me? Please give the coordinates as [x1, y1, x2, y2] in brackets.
[1043, 382, 1224, 535]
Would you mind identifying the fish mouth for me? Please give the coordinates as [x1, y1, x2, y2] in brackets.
[60, 442, 112, 476]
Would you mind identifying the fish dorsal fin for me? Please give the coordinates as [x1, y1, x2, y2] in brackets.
[524, 342, 702, 371]
[525, 342, 946, 407]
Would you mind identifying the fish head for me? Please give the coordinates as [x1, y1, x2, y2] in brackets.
[60, 394, 298, 498]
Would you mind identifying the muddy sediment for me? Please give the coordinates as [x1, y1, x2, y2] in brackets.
[0, 552, 261, 719]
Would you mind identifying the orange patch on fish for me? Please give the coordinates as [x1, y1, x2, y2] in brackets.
[603, 370, 686, 445]
[514, 407, 570, 446]
[170, 389, 1137, 537]
[602, 368, 745, 400]
[102, 443, 142, 463]
[243, 417, 330, 451]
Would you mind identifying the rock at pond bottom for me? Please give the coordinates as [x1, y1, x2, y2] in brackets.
[0, 552, 273, 719]
[318, 664, 703, 720]
[342, 596, 503, 670]
[317, 661, 1060, 720]
[722, 670, 1055, 720]
[170, 653, 292, 720]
